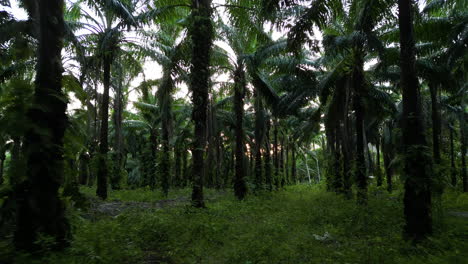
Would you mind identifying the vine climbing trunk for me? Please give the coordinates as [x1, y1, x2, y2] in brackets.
[398, 0, 432, 241]
[15, 0, 70, 250]
[189, 0, 213, 208]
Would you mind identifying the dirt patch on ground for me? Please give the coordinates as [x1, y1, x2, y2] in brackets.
[87, 197, 187, 217]
[86, 191, 229, 218]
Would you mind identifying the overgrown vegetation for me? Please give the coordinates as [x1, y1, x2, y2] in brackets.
[2, 185, 468, 264]
[0, 0, 467, 262]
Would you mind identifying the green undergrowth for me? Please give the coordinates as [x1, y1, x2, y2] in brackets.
[6, 185, 468, 264]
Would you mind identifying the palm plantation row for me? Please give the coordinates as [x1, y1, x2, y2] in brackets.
[0, 0, 466, 254]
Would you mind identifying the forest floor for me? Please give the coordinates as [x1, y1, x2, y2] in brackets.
[2, 184, 468, 264]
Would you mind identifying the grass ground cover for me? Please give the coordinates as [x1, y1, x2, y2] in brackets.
[3, 184, 468, 264]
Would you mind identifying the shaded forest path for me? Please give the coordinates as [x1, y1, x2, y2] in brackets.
[87, 191, 228, 217]
[91, 198, 185, 217]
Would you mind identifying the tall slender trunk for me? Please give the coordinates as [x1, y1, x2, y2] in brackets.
[79, 152, 90, 185]
[429, 83, 441, 165]
[341, 125, 352, 197]
[333, 124, 343, 193]
[15, 0, 70, 250]
[399, 0, 432, 241]
[111, 79, 123, 190]
[376, 136, 382, 186]
[285, 139, 290, 184]
[383, 123, 394, 192]
[234, 63, 247, 199]
[430, 82, 442, 195]
[254, 91, 264, 191]
[96, 56, 111, 200]
[0, 149, 5, 185]
[264, 121, 272, 191]
[291, 143, 296, 184]
[149, 129, 158, 189]
[273, 119, 279, 189]
[342, 80, 352, 196]
[161, 128, 170, 196]
[189, 0, 213, 208]
[254, 144, 263, 191]
[174, 147, 182, 187]
[215, 134, 222, 188]
[159, 69, 174, 195]
[303, 150, 312, 184]
[249, 147, 254, 178]
[324, 121, 335, 190]
[450, 126, 456, 186]
[460, 114, 467, 192]
[353, 51, 367, 204]
[280, 134, 285, 187]
[9, 137, 23, 186]
[182, 148, 188, 187]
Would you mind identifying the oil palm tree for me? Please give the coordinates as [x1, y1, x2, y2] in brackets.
[14, 0, 70, 251]
[398, 0, 432, 242]
[189, 0, 214, 208]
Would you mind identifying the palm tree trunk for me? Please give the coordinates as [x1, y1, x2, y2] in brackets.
[273, 119, 279, 189]
[280, 134, 286, 187]
[96, 56, 111, 200]
[79, 152, 90, 185]
[234, 64, 247, 199]
[174, 147, 182, 187]
[383, 123, 394, 192]
[254, 146, 263, 190]
[111, 80, 123, 190]
[285, 139, 290, 184]
[159, 76, 172, 196]
[353, 51, 367, 204]
[249, 146, 254, 178]
[333, 124, 343, 193]
[399, 0, 432, 241]
[0, 150, 5, 185]
[291, 143, 296, 185]
[342, 81, 352, 196]
[189, 0, 213, 208]
[161, 128, 170, 196]
[429, 83, 441, 165]
[182, 148, 188, 187]
[460, 114, 467, 192]
[376, 136, 382, 187]
[9, 137, 23, 186]
[264, 121, 273, 191]
[149, 129, 158, 189]
[450, 126, 456, 186]
[254, 91, 264, 191]
[341, 125, 352, 197]
[15, 0, 70, 250]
